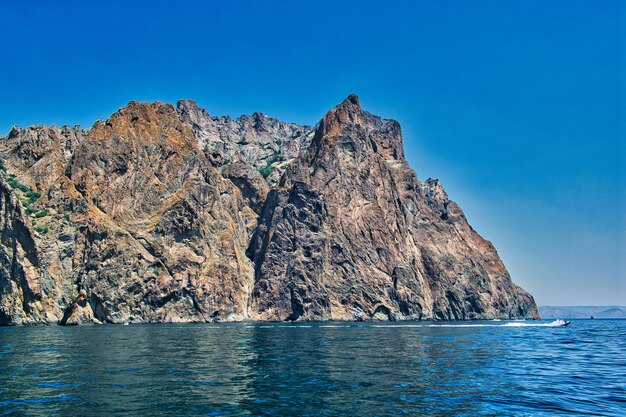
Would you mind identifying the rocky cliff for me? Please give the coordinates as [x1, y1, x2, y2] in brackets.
[0, 95, 537, 324]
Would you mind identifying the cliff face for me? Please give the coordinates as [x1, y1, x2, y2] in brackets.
[248, 95, 535, 320]
[0, 95, 537, 324]
[0, 125, 86, 324]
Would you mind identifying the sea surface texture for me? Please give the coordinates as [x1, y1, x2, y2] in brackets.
[0, 320, 624, 416]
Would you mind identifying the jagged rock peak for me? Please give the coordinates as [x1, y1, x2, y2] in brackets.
[114, 100, 178, 118]
[176, 99, 210, 119]
[6, 124, 85, 139]
[338, 93, 362, 111]
[176, 99, 201, 111]
[90, 101, 196, 152]
[319, 93, 363, 138]
[304, 94, 404, 166]
[174, 99, 314, 187]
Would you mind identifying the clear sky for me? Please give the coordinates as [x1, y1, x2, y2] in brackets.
[0, 0, 623, 306]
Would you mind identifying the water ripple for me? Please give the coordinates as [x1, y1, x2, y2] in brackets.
[0, 320, 624, 416]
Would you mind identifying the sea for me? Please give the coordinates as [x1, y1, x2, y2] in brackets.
[0, 319, 624, 416]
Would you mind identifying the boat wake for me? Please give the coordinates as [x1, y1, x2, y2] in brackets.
[371, 320, 571, 328]
[502, 319, 570, 327]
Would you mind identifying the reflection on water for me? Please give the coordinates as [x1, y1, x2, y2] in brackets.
[0, 320, 624, 416]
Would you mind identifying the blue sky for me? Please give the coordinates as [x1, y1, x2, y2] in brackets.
[1, 0, 623, 305]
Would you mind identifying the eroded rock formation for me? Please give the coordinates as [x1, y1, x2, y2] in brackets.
[0, 95, 537, 324]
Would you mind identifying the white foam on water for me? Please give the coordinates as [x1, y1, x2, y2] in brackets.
[204, 320, 568, 329]
[503, 320, 568, 327]
[371, 320, 569, 328]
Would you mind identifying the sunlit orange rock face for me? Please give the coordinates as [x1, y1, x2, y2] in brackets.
[0, 95, 536, 324]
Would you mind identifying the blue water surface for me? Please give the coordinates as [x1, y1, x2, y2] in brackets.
[0, 320, 624, 416]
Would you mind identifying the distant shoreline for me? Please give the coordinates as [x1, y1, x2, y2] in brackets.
[538, 306, 626, 319]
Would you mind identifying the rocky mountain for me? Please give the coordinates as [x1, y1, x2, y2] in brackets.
[0, 95, 537, 325]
